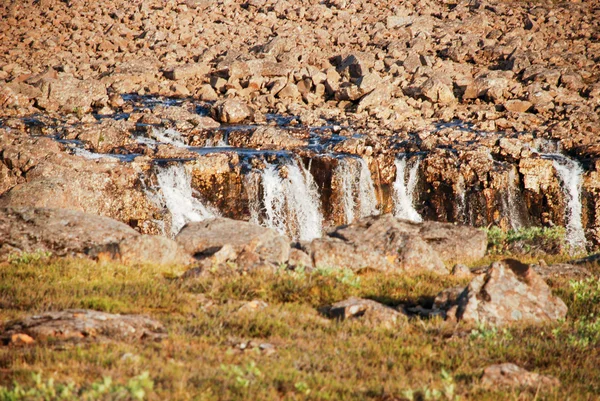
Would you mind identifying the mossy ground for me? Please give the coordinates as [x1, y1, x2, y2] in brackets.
[0, 251, 599, 400]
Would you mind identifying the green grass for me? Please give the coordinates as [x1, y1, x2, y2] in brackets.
[0, 257, 599, 400]
[484, 226, 570, 256]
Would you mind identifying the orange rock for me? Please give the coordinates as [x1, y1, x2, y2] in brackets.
[10, 333, 35, 345]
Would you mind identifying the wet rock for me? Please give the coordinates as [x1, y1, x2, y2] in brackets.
[211, 99, 251, 123]
[481, 363, 560, 390]
[446, 259, 568, 326]
[175, 218, 290, 270]
[229, 126, 307, 150]
[67, 119, 135, 153]
[324, 297, 407, 328]
[1, 310, 166, 343]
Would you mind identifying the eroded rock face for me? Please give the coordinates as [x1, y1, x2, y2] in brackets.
[447, 259, 568, 326]
[175, 217, 290, 270]
[481, 363, 560, 390]
[0, 130, 160, 234]
[1, 310, 166, 343]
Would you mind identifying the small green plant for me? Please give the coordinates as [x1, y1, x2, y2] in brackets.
[484, 226, 566, 255]
[401, 369, 459, 401]
[220, 361, 263, 389]
[469, 323, 498, 341]
[0, 372, 153, 401]
[8, 250, 52, 264]
[568, 315, 600, 348]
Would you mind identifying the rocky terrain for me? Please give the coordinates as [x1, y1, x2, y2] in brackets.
[1, 0, 600, 399]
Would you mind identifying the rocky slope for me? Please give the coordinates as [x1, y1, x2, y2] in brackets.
[1, 0, 599, 249]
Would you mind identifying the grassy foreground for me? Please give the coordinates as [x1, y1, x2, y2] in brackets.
[0, 255, 599, 401]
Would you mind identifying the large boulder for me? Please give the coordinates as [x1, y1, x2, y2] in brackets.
[175, 218, 290, 269]
[304, 214, 486, 274]
[446, 259, 568, 326]
[0, 207, 190, 265]
[1, 310, 166, 343]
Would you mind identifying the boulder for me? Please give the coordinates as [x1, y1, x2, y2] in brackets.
[481, 363, 560, 390]
[211, 99, 250, 123]
[228, 126, 307, 150]
[446, 259, 568, 326]
[0, 207, 190, 265]
[1, 310, 166, 343]
[0, 207, 138, 261]
[35, 74, 108, 114]
[329, 214, 486, 265]
[324, 297, 407, 328]
[175, 218, 290, 269]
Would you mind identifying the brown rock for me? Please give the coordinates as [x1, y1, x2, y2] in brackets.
[325, 297, 407, 328]
[175, 218, 290, 269]
[164, 63, 210, 81]
[211, 99, 251, 123]
[1, 310, 166, 343]
[504, 99, 532, 113]
[447, 259, 568, 326]
[481, 363, 560, 390]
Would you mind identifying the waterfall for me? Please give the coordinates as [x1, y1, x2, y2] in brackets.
[392, 156, 422, 223]
[251, 159, 323, 241]
[153, 164, 218, 237]
[551, 155, 586, 250]
[357, 158, 379, 219]
[334, 157, 379, 224]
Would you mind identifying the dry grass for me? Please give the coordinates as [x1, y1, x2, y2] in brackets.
[0, 256, 599, 400]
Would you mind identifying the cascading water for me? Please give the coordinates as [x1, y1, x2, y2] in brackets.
[357, 158, 379, 219]
[334, 157, 379, 224]
[549, 155, 586, 250]
[392, 156, 422, 223]
[250, 159, 323, 241]
[152, 164, 218, 237]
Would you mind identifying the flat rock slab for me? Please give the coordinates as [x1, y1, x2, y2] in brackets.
[1, 309, 166, 343]
[324, 297, 407, 328]
[481, 363, 560, 390]
[447, 259, 568, 326]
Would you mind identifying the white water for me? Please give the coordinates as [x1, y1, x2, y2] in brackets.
[154, 164, 218, 236]
[551, 155, 586, 250]
[392, 156, 422, 223]
[251, 160, 323, 241]
[147, 127, 187, 147]
[334, 157, 379, 224]
[357, 158, 379, 219]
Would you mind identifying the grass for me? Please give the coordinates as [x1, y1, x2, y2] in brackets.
[0, 256, 599, 400]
